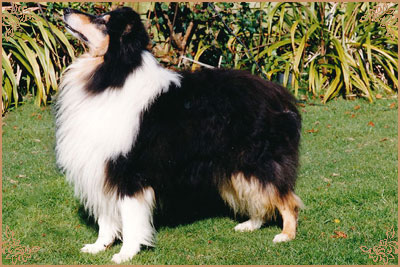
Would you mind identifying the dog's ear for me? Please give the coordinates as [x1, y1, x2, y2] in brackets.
[102, 14, 110, 23]
[119, 18, 149, 56]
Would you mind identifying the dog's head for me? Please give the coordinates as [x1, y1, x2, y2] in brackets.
[63, 7, 149, 57]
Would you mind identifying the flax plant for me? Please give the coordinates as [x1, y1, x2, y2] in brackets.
[2, 7, 75, 113]
[225, 2, 398, 102]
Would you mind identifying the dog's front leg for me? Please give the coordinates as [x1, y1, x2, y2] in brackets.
[111, 188, 155, 264]
[81, 214, 118, 254]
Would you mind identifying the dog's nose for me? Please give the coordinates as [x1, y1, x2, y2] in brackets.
[64, 8, 71, 15]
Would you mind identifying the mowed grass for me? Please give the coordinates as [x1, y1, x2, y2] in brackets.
[2, 97, 398, 265]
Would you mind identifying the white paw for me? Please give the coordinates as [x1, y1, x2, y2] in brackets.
[273, 233, 291, 243]
[111, 252, 135, 264]
[81, 243, 106, 254]
[234, 220, 262, 232]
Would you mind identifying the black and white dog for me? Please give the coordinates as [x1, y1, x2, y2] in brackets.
[56, 7, 303, 263]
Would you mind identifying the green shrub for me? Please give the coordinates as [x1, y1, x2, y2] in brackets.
[147, 2, 398, 101]
[2, 3, 76, 113]
[1, 2, 113, 114]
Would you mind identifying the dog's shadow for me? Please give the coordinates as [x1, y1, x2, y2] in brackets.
[77, 188, 282, 234]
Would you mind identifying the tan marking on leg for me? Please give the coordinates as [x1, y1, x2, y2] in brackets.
[219, 173, 283, 230]
[219, 173, 303, 238]
[274, 192, 303, 242]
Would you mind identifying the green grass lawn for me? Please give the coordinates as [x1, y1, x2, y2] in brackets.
[2, 97, 398, 265]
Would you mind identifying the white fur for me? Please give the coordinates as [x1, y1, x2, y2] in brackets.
[273, 233, 291, 243]
[81, 214, 118, 254]
[112, 188, 155, 263]
[234, 218, 263, 232]
[55, 51, 180, 261]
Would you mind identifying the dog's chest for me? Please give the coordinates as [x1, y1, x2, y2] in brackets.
[63, 90, 139, 158]
[55, 53, 181, 172]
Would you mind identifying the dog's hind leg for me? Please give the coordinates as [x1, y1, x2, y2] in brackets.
[81, 213, 119, 254]
[219, 173, 277, 232]
[111, 187, 155, 264]
[273, 191, 303, 243]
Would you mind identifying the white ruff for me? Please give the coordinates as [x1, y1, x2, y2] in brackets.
[55, 51, 181, 223]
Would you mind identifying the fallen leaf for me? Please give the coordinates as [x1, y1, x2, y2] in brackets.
[208, 240, 212, 244]
[9, 179, 18, 184]
[331, 230, 347, 238]
[31, 113, 42, 120]
[380, 138, 388, 142]
[296, 103, 306, 107]
[354, 105, 361, 110]
[384, 125, 389, 128]
[323, 177, 332, 183]
[376, 94, 383, 99]
[17, 174, 26, 178]
[332, 173, 340, 177]
[351, 114, 356, 118]
[307, 128, 318, 133]
[314, 121, 320, 125]
[389, 103, 396, 109]
[368, 121, 375, 127]
[42, 233, 46, 237]
[326, 124, 332, 129]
